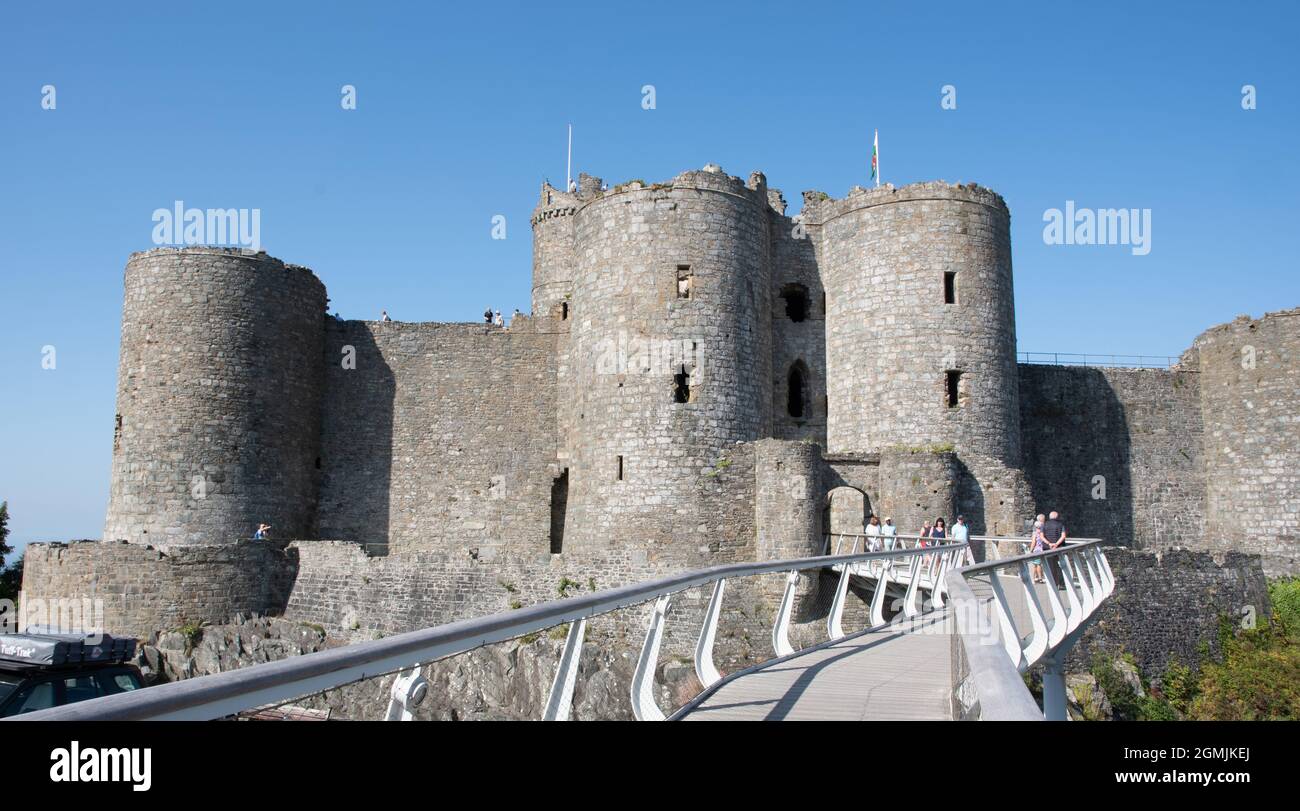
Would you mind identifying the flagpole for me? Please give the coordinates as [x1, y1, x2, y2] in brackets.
[874, 129, 880, 188]
[566, 124, 572, 192]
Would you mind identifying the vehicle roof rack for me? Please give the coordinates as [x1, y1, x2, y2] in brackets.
[0, 630, 137, 670]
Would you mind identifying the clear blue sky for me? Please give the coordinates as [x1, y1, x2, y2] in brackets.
[2, 1, 1297, 560]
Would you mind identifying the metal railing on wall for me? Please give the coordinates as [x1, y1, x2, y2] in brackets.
[1018, 351, 1178, 369]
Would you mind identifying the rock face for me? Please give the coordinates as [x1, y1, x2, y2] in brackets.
[134, 615, 704, 721]
[1066, 674, 1113, 721]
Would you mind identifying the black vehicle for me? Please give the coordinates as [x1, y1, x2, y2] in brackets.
[0, 630, 143, 717]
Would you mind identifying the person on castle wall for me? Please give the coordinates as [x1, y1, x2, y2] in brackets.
[511, 308, 521, 326]
[866, 514, 882, 551]
[253, 523, 271, 541]
[484, 307, 493, 324]
[380, 310, 392, 322]
[493, 310, 504, 327]
[881, 517, 897, 549]
[1029, 514, 1047, 583]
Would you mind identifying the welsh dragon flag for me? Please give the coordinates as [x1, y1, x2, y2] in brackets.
[871, 129, 879, 185]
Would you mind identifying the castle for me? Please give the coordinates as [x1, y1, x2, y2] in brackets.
[22, 165, 1299, 651]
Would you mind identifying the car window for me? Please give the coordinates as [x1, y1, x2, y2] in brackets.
[0, 673, 20, 706]
[2, 680, 56, 716]
[97, 671, 141, 695]
[63, 674, 103, 705]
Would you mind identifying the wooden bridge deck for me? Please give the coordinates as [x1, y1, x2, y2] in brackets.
[680, 610, 955, 721]
[679, 571, 1053, 721]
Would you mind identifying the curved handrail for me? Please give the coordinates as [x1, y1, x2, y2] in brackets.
[13, 541, 967, 722]
[945, 539, 1114, 720]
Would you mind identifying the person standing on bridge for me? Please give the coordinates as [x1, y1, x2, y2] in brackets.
[1042, 511, 1068, 583]
[866, 514, 882, 551]
[952, 515, 975, 561]
[918, 519, 933, 547]
[881, 517, 896, 549]
[1029, 514, 1047, 583]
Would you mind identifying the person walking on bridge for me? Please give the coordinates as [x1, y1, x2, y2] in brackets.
[1029, 514, 1046, 583]
[1041, 511, 1068, 583]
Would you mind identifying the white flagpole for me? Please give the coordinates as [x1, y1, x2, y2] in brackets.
[874, 129, 880, 188]
[566, 124, 573, 192]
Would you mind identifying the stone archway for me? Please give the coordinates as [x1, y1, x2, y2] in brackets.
[823, 485, 867, 541]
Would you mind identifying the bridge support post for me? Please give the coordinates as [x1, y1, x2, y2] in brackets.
[695, 579, 726, 687]
[384, 666, 429, 721]
[631, 596, 671, 721]
[542, 618, 587, 721]
[827, 562, 852, 641]
[772, 570, 799, 657]
[1042, 646, 1072, 721]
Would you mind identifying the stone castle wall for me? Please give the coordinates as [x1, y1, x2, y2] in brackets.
[104, 248, 326, 545]
[318, 318, 560, 556]
[1191, 309, 1300, 576]
[1017, 364, 1207, 549]
[20, 540, 298, 639]
[1070, 548, 1271, 679]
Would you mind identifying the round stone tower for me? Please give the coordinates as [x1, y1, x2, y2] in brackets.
[562, 166, 773, 555]
[103, 248, 326, 545]
[815, 182, 1020, 466]
[530, 179, 585, 319]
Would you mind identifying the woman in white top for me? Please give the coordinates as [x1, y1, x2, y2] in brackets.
[865, 514, 882, 551]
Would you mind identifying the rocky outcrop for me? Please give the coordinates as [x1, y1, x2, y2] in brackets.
[133, 614, 704, 720]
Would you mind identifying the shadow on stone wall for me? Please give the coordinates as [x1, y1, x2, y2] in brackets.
[318, 323, 395, 550]
[1020, 367, 1135, 545]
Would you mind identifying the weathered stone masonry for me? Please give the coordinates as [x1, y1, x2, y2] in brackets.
[22, 166, 1298, 689]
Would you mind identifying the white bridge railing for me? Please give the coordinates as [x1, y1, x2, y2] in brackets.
[11, 540, 969, 722]
[945, 538, 1114, 720]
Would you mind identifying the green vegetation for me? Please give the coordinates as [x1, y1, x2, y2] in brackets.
[887, 442, 955, 455]
[1096, 578, 1300, 720]
[557, 577, 582, 598]
[0, 501, 21, 604]
[177, 619, 205, 654]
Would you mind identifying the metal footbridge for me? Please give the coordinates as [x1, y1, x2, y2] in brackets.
[12, 534, 1114, 722]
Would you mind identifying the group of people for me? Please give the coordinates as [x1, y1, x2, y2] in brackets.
[482, 307, 523, 327]
[1027, 510, 1068, 582]
[857, 514, 971, 551]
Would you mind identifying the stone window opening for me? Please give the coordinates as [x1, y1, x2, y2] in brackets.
[561, 301, 569, 320]
[787, 361, 810, 419]
[676, 265, 693, 299]
[781, 283, 809, 322]
[616, 455, 625, 481]
[944, 271, 958, 305]
[549, 469, 569, 554]
[673, 365, 695, 403]
[946, 370, 963, 408]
